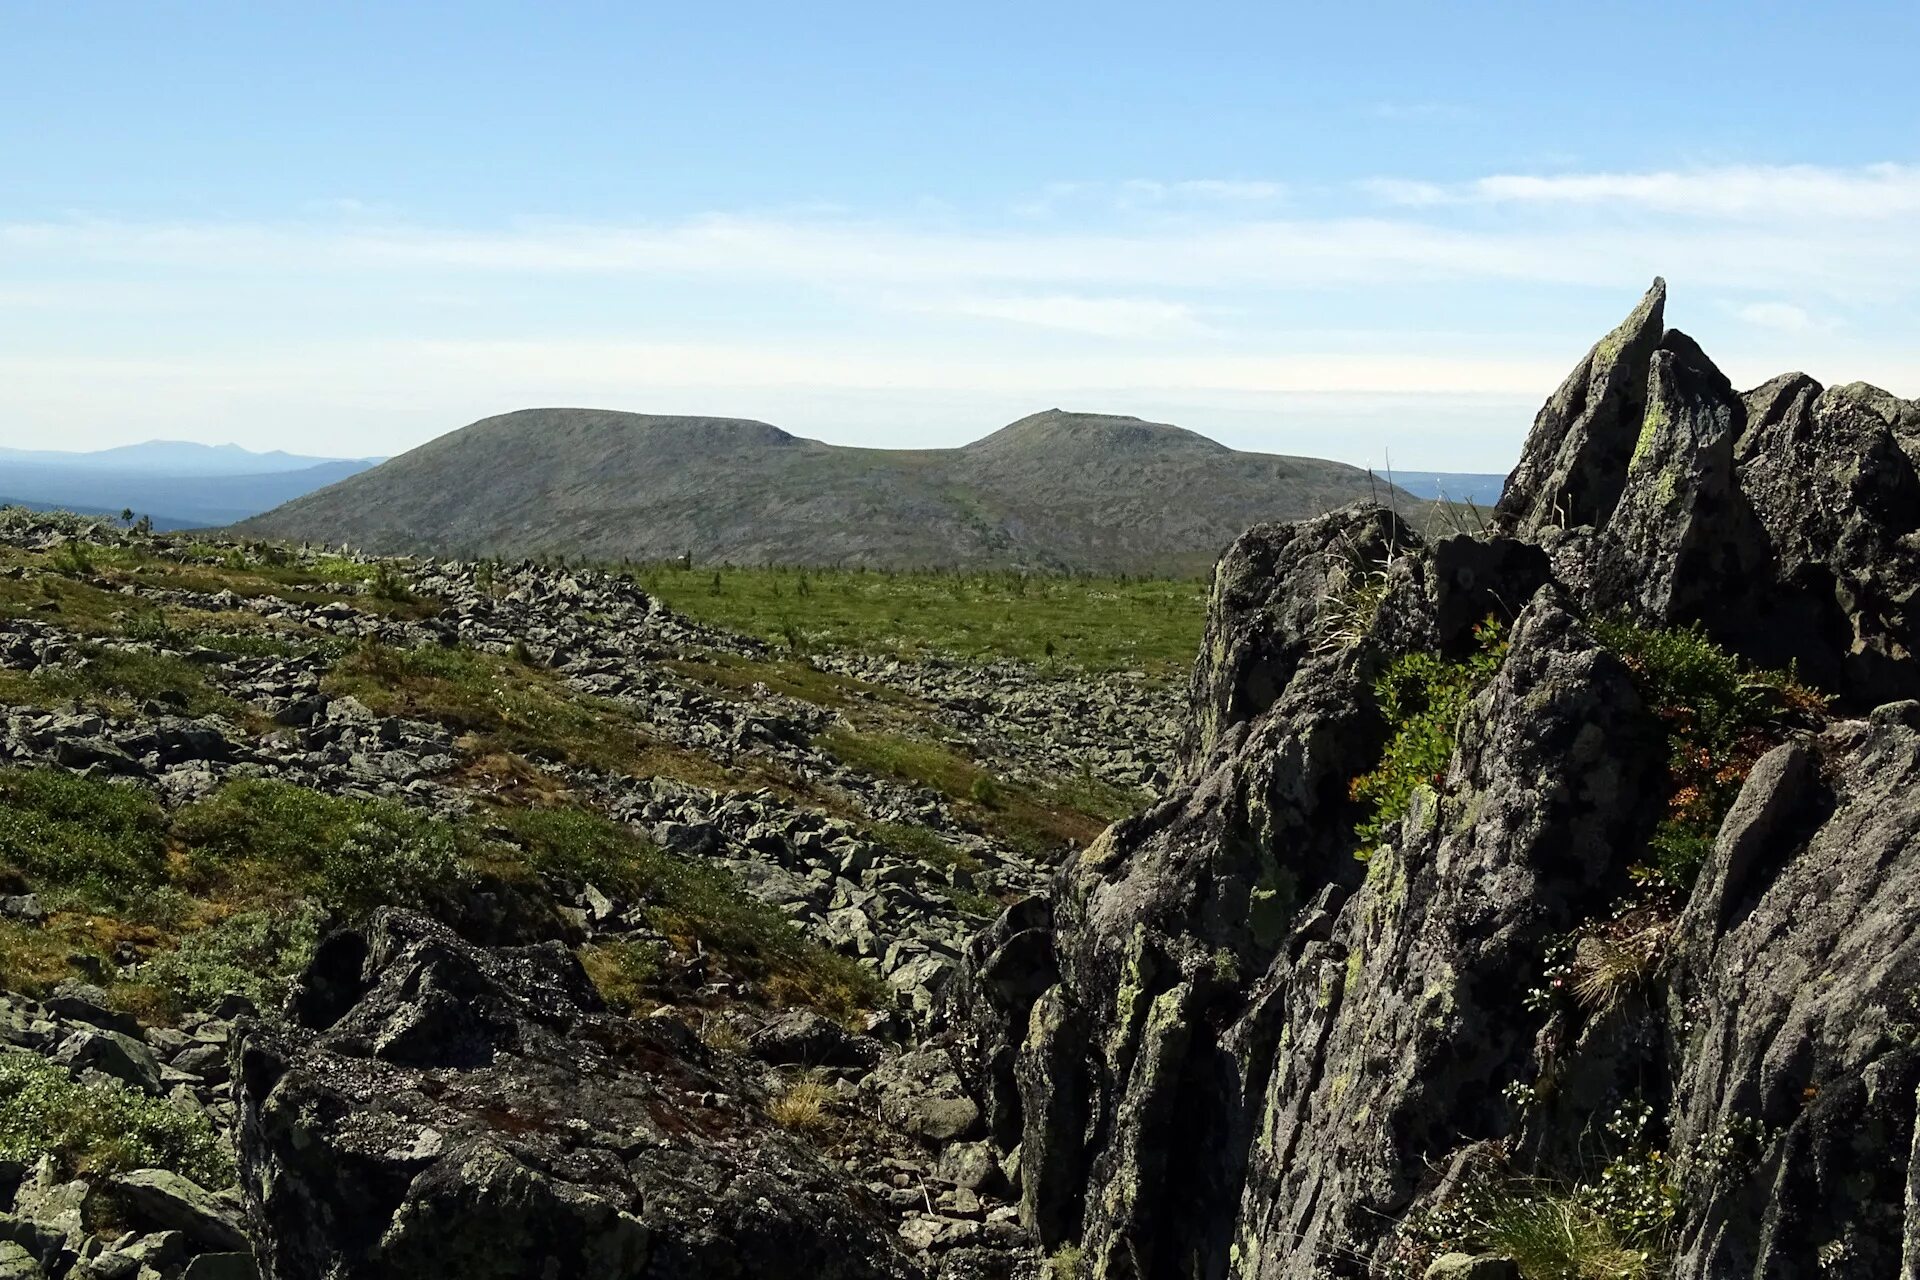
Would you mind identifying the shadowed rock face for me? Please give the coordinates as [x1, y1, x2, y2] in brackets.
[957, 283, 1920, 1278]
[232, 911, 921, 1280]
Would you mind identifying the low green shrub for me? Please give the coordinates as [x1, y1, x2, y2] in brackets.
[140, 903, 327, 1012]
[0, 768, 169, 907]
[1593, 619, 1826, 889]
[1350, 618, 1507, 850]
[118, 605, 188, 648]
[0, 1052, 234, 1187]
[820, 728, 1109, 858]
[1416, 1104, 1678, 1280]
[369, 562, 414, 602]
[172, 779, 470, 913]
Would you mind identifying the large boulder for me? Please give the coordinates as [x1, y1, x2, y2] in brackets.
[232, 910, 920, 1280]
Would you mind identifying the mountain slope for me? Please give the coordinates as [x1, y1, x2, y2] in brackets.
[236, 408, 1423, 573]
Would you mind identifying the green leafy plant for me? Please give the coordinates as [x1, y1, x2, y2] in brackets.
[172, 778, 470, 913]
[119, 604, 187, 648]
[1046, 1245, 1085, 1279]
[1593, 620, 1826, 889]
[49, 540, 97, 577]
[0, 768, 169, 908]
[0, 1053, 234, 1187]
[1414, 1106, 1678, 1280]
[369, 561, 414, 602]
[139, 903, 327, 1013]
[1350, 617, 1508, 850]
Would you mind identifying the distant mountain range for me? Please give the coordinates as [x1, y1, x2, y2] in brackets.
[237, 407, 1501, 574]
[1386, 471, 1507, 506]
[0, 442, 378, 528]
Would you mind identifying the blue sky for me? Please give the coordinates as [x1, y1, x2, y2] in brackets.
[4, 1, 1918, 468]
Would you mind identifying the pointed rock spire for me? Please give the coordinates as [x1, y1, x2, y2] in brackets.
[1495, 277, 1667, 536]
[1599, 328, 1764, 625]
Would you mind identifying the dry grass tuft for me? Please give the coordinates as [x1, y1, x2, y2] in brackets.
[1570, 922, 1672, 1014]
[769, 1077, 834, 1133]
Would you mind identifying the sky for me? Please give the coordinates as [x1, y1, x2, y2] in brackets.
[3, 1, 1918, 470]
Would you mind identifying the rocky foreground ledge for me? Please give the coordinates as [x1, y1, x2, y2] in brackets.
[958, 279, 1920, 1279]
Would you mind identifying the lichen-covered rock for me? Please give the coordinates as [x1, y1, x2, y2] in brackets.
[1494, 277, 1667, 536]
[1230, 590, 1664, 1277]
[1594, 330, 1766, 628]
[1180, 505, 1408, 770]
[1730, 375, 1920, 707]
[1667, 704, 1920, 1279]
[232, 910, 921, 1280]
[955, 283, 1920, 1278]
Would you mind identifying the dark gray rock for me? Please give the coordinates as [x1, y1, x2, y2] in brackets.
[1593, 330, 1768, 628]
[949, 282, 1920, 1279]
[1494, 277, 1667, 536]
[56, 1028, 162, 1094]
[1729, 372, 1920, 707]
[44, 983, 141, 1038]
[111, 1170, 250, 1252]
[748, 1009, 882, 1070]
[1667, 706, 1920, 1279]
[234, 910, 921, 1280]
[179, 1254, 260, 1280]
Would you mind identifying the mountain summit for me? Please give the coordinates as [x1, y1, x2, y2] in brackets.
[235, 408, 1414, 573]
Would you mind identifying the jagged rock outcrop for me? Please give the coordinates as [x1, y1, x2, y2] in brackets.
[231, 910, 921, 1280]
[958, 283, 1920, 1278]
[1732, 377, 1920, 706]
[1494, 277, 1667, 537]
[1668, 706, 1920, 1278]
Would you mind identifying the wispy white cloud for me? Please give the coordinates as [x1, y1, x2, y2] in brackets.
[1732, 300, 1830, 333]
[6, 162, 1920, 459]
[923, 293, 1210, 339]
[1367, 162, 1920, 220]
[10, 209, 1917, 298]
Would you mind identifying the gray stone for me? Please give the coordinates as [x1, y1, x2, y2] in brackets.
[0, 1241, 42, 1280]
[111, 1171, 250, 1253]
[747, 1010, 881, 1069]
[1495, 276, 1666, 536]
[58, 1029, 162, 1094]
[179, 1254, 260, 1280]
[46, 983, 141, 1037]
[235, 910, 919, 1280]
[1423, 1254, 1519, 1280]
